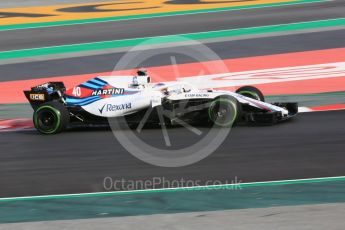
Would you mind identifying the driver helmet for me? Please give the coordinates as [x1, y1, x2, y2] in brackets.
[137, 68, 147, 76]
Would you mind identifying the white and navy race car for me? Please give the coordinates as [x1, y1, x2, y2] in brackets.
[24, 70, 298, 134]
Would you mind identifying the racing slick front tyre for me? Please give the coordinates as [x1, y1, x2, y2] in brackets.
[208, 97, 241, 127]
[33, 102, 69, 134]
[236, 86, 265, 102]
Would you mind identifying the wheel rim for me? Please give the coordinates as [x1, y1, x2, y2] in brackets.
[209, 99, 237, 127]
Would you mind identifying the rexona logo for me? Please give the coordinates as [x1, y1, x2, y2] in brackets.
[92, 88, 125, 96]
[99, 103, 132, 114]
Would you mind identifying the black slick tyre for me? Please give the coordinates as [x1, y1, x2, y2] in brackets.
[208, 96, 240, 127]
[33, 102, 69, 134]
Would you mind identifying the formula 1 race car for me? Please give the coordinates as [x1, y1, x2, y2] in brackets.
[24, 70, 298, 134]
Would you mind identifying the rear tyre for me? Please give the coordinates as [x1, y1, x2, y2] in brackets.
[208, 96, 240, 127]
[33, 102, 69, 134]
[236, 86, 265, 102]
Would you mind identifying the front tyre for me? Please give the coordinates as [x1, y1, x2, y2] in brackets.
[33, 102, 69, 134]
[236, 86, 265, 102]
[208, 97, 240, 127]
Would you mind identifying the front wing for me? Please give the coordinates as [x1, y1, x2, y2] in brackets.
[243, 102, 298, 125]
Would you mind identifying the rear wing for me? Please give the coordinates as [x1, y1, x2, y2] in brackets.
[23, 82, 66, 109]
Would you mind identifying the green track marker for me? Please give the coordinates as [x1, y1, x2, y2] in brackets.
[1, 176, 345, 223]
[0, 18, 344, 60]
[1, 175, 345, 202]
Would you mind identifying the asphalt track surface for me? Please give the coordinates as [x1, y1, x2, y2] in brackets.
[0, 110, 345, 197]
[0, 0, 344, 51]
[1, 29, 345, 81]
[1, 1, 345, 198]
